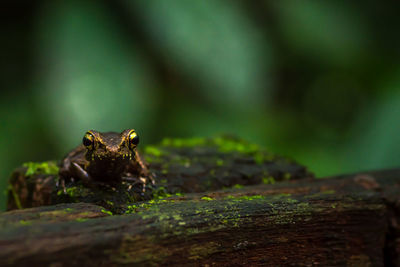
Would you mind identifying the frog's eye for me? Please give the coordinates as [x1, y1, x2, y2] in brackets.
[83, 132, 95, 150]
[128, 130, 139, 150]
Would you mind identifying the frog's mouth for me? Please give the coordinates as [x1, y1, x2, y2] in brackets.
[89, 152, 134, 162]
[86, 153, 134, 179]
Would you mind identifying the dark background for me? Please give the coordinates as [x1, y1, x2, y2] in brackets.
[2, 1, 400, 210]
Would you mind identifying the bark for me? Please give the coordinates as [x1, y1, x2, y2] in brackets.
[1, 168, 400, 266]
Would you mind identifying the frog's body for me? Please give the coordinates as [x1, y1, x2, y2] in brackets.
[59, 129, 153, 189]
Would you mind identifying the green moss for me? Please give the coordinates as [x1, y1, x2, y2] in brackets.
[188, 242, 220, 260]
[213, 136, 259, 154]
[125, 199, 174, 214]
[283, 172, 291, 180]
[235, 195, 264, 201]
[175, 157, 191, 166]
[23, 161, 59, 176]
[297, 202, 310, 209]
[158, 136, 276, 164]
[109, 235, 172, 264]
[212, 136, 276, 164]
[233, 184, 244, 189]
[161, 137, 206, 147]
[8, 184, 22, 209]
[262, 176, 276, 184]
[65, 208, 73, 212]
[216, 159, 224, 166]
[268, 202, 312, 225]
[200, 196, 214, 201]
[101, 208, 113, 216]
[66, 187, 79, 197]
[285, 198, 298, 204]
[253, 153, 265, 164]
[152, 186, 172, 200]
[76, 218, 88, 222]
[321, 189, 336, 195]
[19, 219, 32, 226]
[57, 184, 91, 200]
[39, 210, 68, 217]
[306, 190, 336, 199]
[274, 193, 291, 198]
[144, 146, 163, 157]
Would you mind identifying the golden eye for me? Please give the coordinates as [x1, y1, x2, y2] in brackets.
[82, 132, 95, 150]
[128, 130, 139, 150]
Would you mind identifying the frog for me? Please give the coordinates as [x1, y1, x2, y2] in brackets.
[59, 129, 154, 190]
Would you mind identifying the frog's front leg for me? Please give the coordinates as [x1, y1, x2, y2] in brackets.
[71, 162, 93, 186]
[121, 175, 149, 192]
[135, 150, 155, 185]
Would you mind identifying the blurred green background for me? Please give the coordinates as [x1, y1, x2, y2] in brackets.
[2, 1, 400, 210]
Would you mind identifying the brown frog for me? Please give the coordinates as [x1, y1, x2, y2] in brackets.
[59, 129, 153, 190]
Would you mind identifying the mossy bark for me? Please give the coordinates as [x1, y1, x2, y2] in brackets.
[7, 136, 312, 213]
[2, 137, 397, 266]
[2, 169, 400, 266]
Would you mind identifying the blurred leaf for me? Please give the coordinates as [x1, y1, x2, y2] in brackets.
[350, 73, 400, 171]
[302, 73, 363, 130]
[272, 1, 370, 66]
[128, 0, 272, 108]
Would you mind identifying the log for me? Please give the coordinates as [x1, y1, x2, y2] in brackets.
[1, 169, 399, 266]
[6, 136, 312, 213]
[2, 137, 398, 266]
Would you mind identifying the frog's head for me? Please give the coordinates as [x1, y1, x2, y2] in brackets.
[82, 129, 139, 164]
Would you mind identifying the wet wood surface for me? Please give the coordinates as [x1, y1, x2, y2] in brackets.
[1, 168, 400, 266]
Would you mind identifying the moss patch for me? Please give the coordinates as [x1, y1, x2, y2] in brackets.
[23, 161, 59, 176]
[144, 136, 313, 195]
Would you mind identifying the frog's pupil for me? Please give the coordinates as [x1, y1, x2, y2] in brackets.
[83, 136, 93, 147]
[130, 135, 139, 146]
